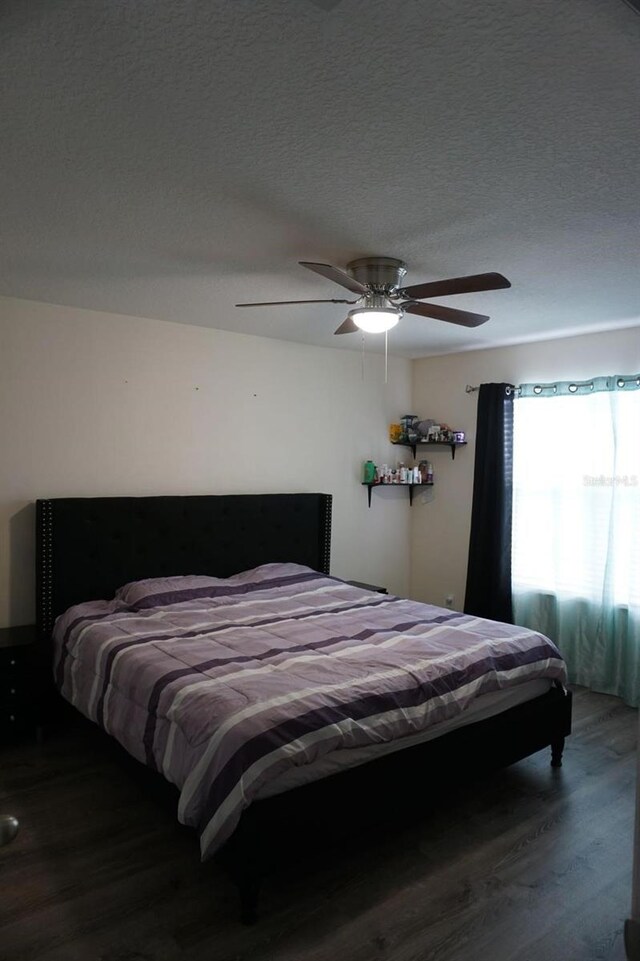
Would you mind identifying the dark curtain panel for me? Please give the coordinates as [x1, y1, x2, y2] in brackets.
[464, 382, 514, 622]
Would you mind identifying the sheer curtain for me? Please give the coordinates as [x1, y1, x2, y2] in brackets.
[512, 376, 640, 705]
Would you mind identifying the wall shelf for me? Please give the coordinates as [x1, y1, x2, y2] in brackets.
[391, 440, 467, 460]
[362, 482, 433, 508]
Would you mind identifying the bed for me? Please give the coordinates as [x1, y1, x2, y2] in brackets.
[36, 493, 572, 922]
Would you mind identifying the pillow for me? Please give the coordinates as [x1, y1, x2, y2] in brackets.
[115, 563, 319, 611]
[115, 574, 226, 609]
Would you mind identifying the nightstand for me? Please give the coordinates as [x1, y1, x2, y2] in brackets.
[0, 625, 46, 741]
[346, 580, 388, 594]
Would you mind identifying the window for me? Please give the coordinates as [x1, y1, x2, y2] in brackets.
[510, 379, 640, 704]
[512, 387, 640, 608]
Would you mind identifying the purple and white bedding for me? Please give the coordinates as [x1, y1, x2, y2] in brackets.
[53, 563, 567, 859]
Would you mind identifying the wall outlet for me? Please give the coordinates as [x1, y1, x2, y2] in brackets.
[444, 594, 454, 609]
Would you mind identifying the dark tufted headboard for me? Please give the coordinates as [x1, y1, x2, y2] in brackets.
[36, 493, 332, 639]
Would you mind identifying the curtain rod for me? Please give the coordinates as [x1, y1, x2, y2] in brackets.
[466, 374, 640, 395]
[465, 384, 522, 394]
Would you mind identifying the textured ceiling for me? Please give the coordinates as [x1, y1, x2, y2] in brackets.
[1, 0, 639, 357]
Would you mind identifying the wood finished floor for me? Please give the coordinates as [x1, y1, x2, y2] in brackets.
[0, 687, 636, 961]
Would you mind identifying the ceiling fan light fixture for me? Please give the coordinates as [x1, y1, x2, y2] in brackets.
[348, 307, 401, 333]
[238, 260, 509, 334]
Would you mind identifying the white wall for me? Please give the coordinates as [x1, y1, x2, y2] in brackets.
[410, 326, 640, 609]
[0, 297, 412, 627]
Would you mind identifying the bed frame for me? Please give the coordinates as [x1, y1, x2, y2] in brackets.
[35, 493, 572, 923]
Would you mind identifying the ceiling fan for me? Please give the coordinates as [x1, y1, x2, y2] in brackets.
[236, 257, 511, 335]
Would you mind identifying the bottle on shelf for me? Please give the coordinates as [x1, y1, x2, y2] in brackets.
[363, 460, 376, 484]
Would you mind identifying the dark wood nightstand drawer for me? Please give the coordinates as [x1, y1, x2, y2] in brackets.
[0, 680, 31, 707]
[0, 703, 36, 736]
[0, 625, 44, 741]
[346, 580, 388, 594]
[0, 647, 30, 673]
[0, 640, 37, 696]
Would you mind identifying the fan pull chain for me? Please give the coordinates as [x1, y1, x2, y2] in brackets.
[361, 332, 365, 381]
[385, 330, 388, 384]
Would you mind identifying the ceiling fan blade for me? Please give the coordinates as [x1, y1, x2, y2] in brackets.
[334, 317, 359, 335]
[402, 301, 490, 328]
[299, 261, 368, 295]
[399, 272, 511, 301]
[236, 298, 356, 307]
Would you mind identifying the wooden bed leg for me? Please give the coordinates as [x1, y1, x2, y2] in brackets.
[219, 830, 263, 924]
[551, 737, 565, 768]
[625, 918, 640, 960]
[239, 876, 261, 925]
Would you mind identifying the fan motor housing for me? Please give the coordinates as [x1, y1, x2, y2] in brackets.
[346, 257, 407, 290]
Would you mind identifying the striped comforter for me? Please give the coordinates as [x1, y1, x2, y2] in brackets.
[53, 563, 567, 859]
